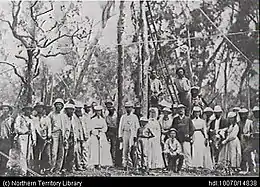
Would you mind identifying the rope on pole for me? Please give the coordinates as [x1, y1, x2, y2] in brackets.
[198, 8, 255, 65]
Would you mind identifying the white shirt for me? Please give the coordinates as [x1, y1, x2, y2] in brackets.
[215, 118, 221, 130]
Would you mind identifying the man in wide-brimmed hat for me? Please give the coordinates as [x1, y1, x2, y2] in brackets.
[150, 70, 164, 107]
[163, 128, 184, 173]
[48, 98, 67, 174]
[118, 101, 140, 170]
[174, 67, 191, 115]
[105, 101, 117, 166]
[237, 108, 254, 173]
[13, 104, 36, 176]
[172, 104, 194, 169]
[62, 103, 84, 172]
[136, 116, 154, 173]
[74, 101, 89, 170]
[159, 107, 173, 144]
[133, 102, 143, 120]
[0, 102, 13, 174]
[208, 105, 228, 164]
[31, 102, 52, 174]
[251, 106, 259, 168]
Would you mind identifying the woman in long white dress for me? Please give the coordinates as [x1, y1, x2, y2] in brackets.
[147, 107, 165, 169]
[202, 107, 214, 170]
[87, 106, 113, 168]
[218, 112, 241, 170]
[191, 106, 209, 168]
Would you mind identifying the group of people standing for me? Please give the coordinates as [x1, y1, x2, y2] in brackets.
[0, 66, 258, 176]
[0, 98, 259, 176]
[0, 99, 115, 176]
[119, 100, 259, 174]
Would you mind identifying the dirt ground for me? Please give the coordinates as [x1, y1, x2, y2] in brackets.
[44, 167, 259, 177]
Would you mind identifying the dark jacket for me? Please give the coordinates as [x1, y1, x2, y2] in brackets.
[209, 117, 228, 140]
[172, 115, 194, 143]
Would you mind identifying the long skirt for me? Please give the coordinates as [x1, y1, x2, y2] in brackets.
[149, 137, 164, 169]
[218, 137, 241, 168]
[192, 131, 205, 167]
[87, 133, 113, 166]
[203, 144, 213, 170]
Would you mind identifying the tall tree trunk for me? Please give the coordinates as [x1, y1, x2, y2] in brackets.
[131, 2, 142, 102]
[223, 50, 229, 113]
[117, 0, 125, 126]
[140, 1, 150, 118]
[20, 49, 34, 106]
[73, 1, 114, 97]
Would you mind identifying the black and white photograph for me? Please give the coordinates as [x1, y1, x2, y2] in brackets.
[0, 0, 259, 181]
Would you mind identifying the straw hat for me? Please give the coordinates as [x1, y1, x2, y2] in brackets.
[178, 104, 186, 109]
[94, 105, 103, 111]
[203, 107, 213, 113]
[168, 128, 178, 134]
[64, 103, 75, 109]
[252, 106, 259, 112]
[227, 112, 236, 118]
[238, 108, 249, 113]
[193, 106, 202, 112]
[233, 107, 241, 112]
[213, 105, 222, 113]
[1, 102, 13, 110]
[140, 117, 149, 122]
[53, 98, 64, 105]
[124, 102, 134, 108]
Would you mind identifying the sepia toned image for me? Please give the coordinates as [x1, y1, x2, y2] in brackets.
[0, 0, 259, 178]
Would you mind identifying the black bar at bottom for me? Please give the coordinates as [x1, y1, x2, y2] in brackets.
[0, 176, 259, 187]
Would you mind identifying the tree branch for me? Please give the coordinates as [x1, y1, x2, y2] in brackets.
[9, 1, 29, 47]
[35, 2, 54, 18]
[41, 51, 71, 58]
[0, 18, 12, 28]
[15, 55, 28, 62]
[0, 61, 26, 83]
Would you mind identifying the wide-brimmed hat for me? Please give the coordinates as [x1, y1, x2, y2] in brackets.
[22, 105, 33, 111]
[140, 117, 149, 122]
[191, 86, 200, 91]
[227, 112, 236, 118]
[203, 107, 213, 113]
[94, 105, 103, 111]
[178, 104, 186, 109]
[252, 106, 259, 112]
[106, 102, 115, 109]
[53, 98, 64, 106]
[176, 67, 185, 74]
[193, 106, 202, 112]
[34, 102, 45, 109]
[238, 108, 249, 113]
[124, 102, 134, 108]
[64, 103, 75, 110]
[168, 128, 178, 134]
[233, 107, 241, 112]
[159, 99, 171, 108]
[1, 102, 13, 110]
[213, 105, 222, 113]
[163, 107, 172, 113]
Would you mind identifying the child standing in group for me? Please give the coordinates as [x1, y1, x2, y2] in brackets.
[163, 128, 184, 173]
[137, 117, 154, 174]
